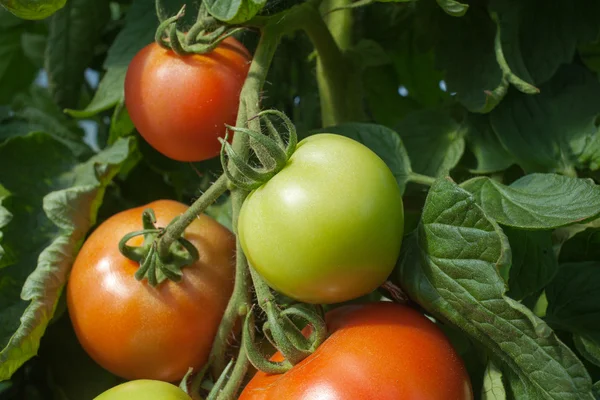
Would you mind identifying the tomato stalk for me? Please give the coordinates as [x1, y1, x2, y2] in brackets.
[409, 172, 437, 187]
[243, 267, 327, 374]
[207, 25, 282, 398]
[302, 5, 349, 127]
[157, 173, 229, 259]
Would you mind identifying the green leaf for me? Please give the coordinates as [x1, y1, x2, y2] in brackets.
[45, 0, 110, 109]
[574, 334, 600, 368]
[545, 262, 600, 336]
[436, 0, 468, 17]
[490, 65, 600, 174]
[397, 177, 593, 399]
[312, 123, 412, 194]
[489, 0, 600, 86]
[20, 31, 46, 68]
[559, 227, 600, 264]
[482, 359, 507, 400]
[579, 40, 600, 74]
[430, 2, 508, 113]
[0, 134, 135, 380]
[363, 64, 419, 127]
[462, 174, 600, 230]
[205, 0, 267, 24]
[0, 0, 66, 20]
[594, 381, 600, 399]
[395, 109, 465, 177]
[65, 67, 126, 118]
[0, 10, 37, 104]
[552, 218, 600, 257]
[1, 86, 91, 158]
[465, 114, 514, 174]
[504, 227, 558, 301]
[107, 99, 135, 146]
[351, 39, 390, 69]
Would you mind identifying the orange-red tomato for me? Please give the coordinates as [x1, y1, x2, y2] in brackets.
[239, 302, 473, 400]
[124, 37, 251, 162]
[67, 200, 235, 381]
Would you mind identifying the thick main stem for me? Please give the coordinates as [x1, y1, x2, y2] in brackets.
[302, 5, 348, 127]
[158, 173, 229, 259]
[209, 26, 282, 391]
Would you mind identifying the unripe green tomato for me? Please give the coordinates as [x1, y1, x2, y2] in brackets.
[0, 0, 66, 20]
[238, 133, 405, 304]
[94, 380, 191, 400]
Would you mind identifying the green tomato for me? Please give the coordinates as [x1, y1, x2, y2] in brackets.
[238, 133, 404, 304]
[94, 380, 191, 400]
[0, 0, 66, 20]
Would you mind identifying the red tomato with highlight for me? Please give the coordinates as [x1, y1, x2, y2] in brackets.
[239, 302, 473, 400]
[67, 200, 235, 381]
[124, 37, 251, 162]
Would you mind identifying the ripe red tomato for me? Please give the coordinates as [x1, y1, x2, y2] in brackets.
[239, 302, 473, 400]
[124, 37, 251, 162]
[67, 200, 235, 381]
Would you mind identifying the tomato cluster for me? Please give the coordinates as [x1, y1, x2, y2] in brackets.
[76, 37, 472, 399]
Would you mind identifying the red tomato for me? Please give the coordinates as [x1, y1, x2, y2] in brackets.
[239, 302, 473, 400]
[67, 200, 235, 381]
[124, 37, 251, 162]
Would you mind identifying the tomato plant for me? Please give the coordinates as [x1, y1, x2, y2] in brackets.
[67, 200, 236, 381]
[239, 133, 404, 304]
[94, 380, 191, 400]
[2, 0, 600, 399]
[124, 37, 251, 162]
[240, 302, 473, 400]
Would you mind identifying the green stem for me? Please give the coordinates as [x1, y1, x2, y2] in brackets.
[409, 172, 437, 187]
[321, 0, 352, 51]
[302, 5, 348, 127]
[209, 25, 282, 379]
[157, 173, 228, 260]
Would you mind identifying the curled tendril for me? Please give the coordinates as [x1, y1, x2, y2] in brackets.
[154, 4, 242, 56]
[242, 301, 327, 374]
[220, 109, 298, 191]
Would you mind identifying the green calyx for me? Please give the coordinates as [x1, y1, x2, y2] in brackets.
[220, 109, 298, 191]
[118, 208, 199, 287]
[154, 4, 244, 56]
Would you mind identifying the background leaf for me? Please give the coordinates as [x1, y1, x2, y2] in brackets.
[489, 65, 600, 174]
[545, 262, 600, 336]
[45, 0, 110, 109]
[504, 227, 557, 301]
[0, 135, 135, 380]
[205, 0, 267, 24]
[0, 9, 37, 104]
[462, 174, 600, 229]
[397, 177, 593, 399]
[395, 109, 465, 177]
[489, 0, 600, 86]
[465, 114, 514, 174]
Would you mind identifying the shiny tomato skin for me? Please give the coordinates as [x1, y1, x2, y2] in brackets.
[238, 134, 404, 304]
[124, 38, 251, 162]
[67, 200, 235, 381]
[239, 302, 473, 400]
[94, 380, 191, 400]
